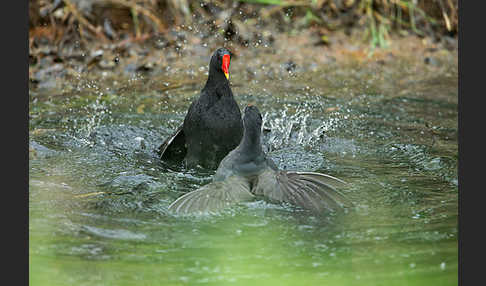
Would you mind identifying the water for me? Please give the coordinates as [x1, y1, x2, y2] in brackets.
[29, 50, 458, 285]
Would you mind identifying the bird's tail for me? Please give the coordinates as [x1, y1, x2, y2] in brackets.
[157, 125, 186, 161]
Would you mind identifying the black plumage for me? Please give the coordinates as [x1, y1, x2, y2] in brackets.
[168, 105, 352, 215]
[158, 48, 244, 169]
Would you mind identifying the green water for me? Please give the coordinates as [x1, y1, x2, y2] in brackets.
[29, 52, 458, 285]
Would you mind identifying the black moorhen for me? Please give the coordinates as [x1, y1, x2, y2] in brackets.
[158, 48, 244, 169]
[168, 105, 352, 215]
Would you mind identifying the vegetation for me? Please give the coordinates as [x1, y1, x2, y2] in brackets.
[30, 0, 457, 49]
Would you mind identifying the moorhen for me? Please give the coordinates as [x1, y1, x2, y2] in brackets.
[158, 48, 244, 169]
[168, 105, 351, 215]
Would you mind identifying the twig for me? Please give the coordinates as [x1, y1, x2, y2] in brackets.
[74, 191, 106, 198]
[436, 0, 451, 31]
[107, 0, 166, 33]
[73, 190, 135, 199]
[131, 6, 141, 38]
[63, 0, 108, 42]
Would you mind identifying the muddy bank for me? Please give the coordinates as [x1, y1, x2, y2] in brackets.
[29, 27, 457, 107]
[29, 1, 458, 99]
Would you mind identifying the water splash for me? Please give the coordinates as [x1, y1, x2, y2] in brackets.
[71, 81, 112, 147]
[262, 104, 341, 152]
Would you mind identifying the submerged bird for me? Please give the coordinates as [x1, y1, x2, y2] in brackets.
[158, 48, 244, 169]
[168, 105, 351, 215]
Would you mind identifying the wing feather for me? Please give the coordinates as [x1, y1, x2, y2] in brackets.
[293, 172, 351, 207]
[168, 176, 254, 215]
[284, 176, 338, 212]
[255, 169, 352, 213]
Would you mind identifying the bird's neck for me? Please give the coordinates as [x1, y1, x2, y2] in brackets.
[204, 69, 229, 91]
[238, 127, 263, 156]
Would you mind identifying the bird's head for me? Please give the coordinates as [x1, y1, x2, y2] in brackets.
[210, 47, 231, 80]
[243, 104, 263, 131]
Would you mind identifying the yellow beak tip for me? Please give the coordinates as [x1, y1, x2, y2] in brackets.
[225, 73, 229, 80]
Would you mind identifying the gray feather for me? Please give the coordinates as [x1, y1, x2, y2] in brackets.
[168, 176, 255, 215]
[293, 172, 352, 208]
[253, 169, 351, 213]
[286, 178, 333, 212]
[293, 171, 348, 186]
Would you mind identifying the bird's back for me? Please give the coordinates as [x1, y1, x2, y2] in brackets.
[183, 87, 243, 169]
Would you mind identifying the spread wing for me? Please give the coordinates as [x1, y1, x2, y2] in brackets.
[157, 124, 186, 161]
[254, 169, 351, 213]
[168, 176, 255, 215]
